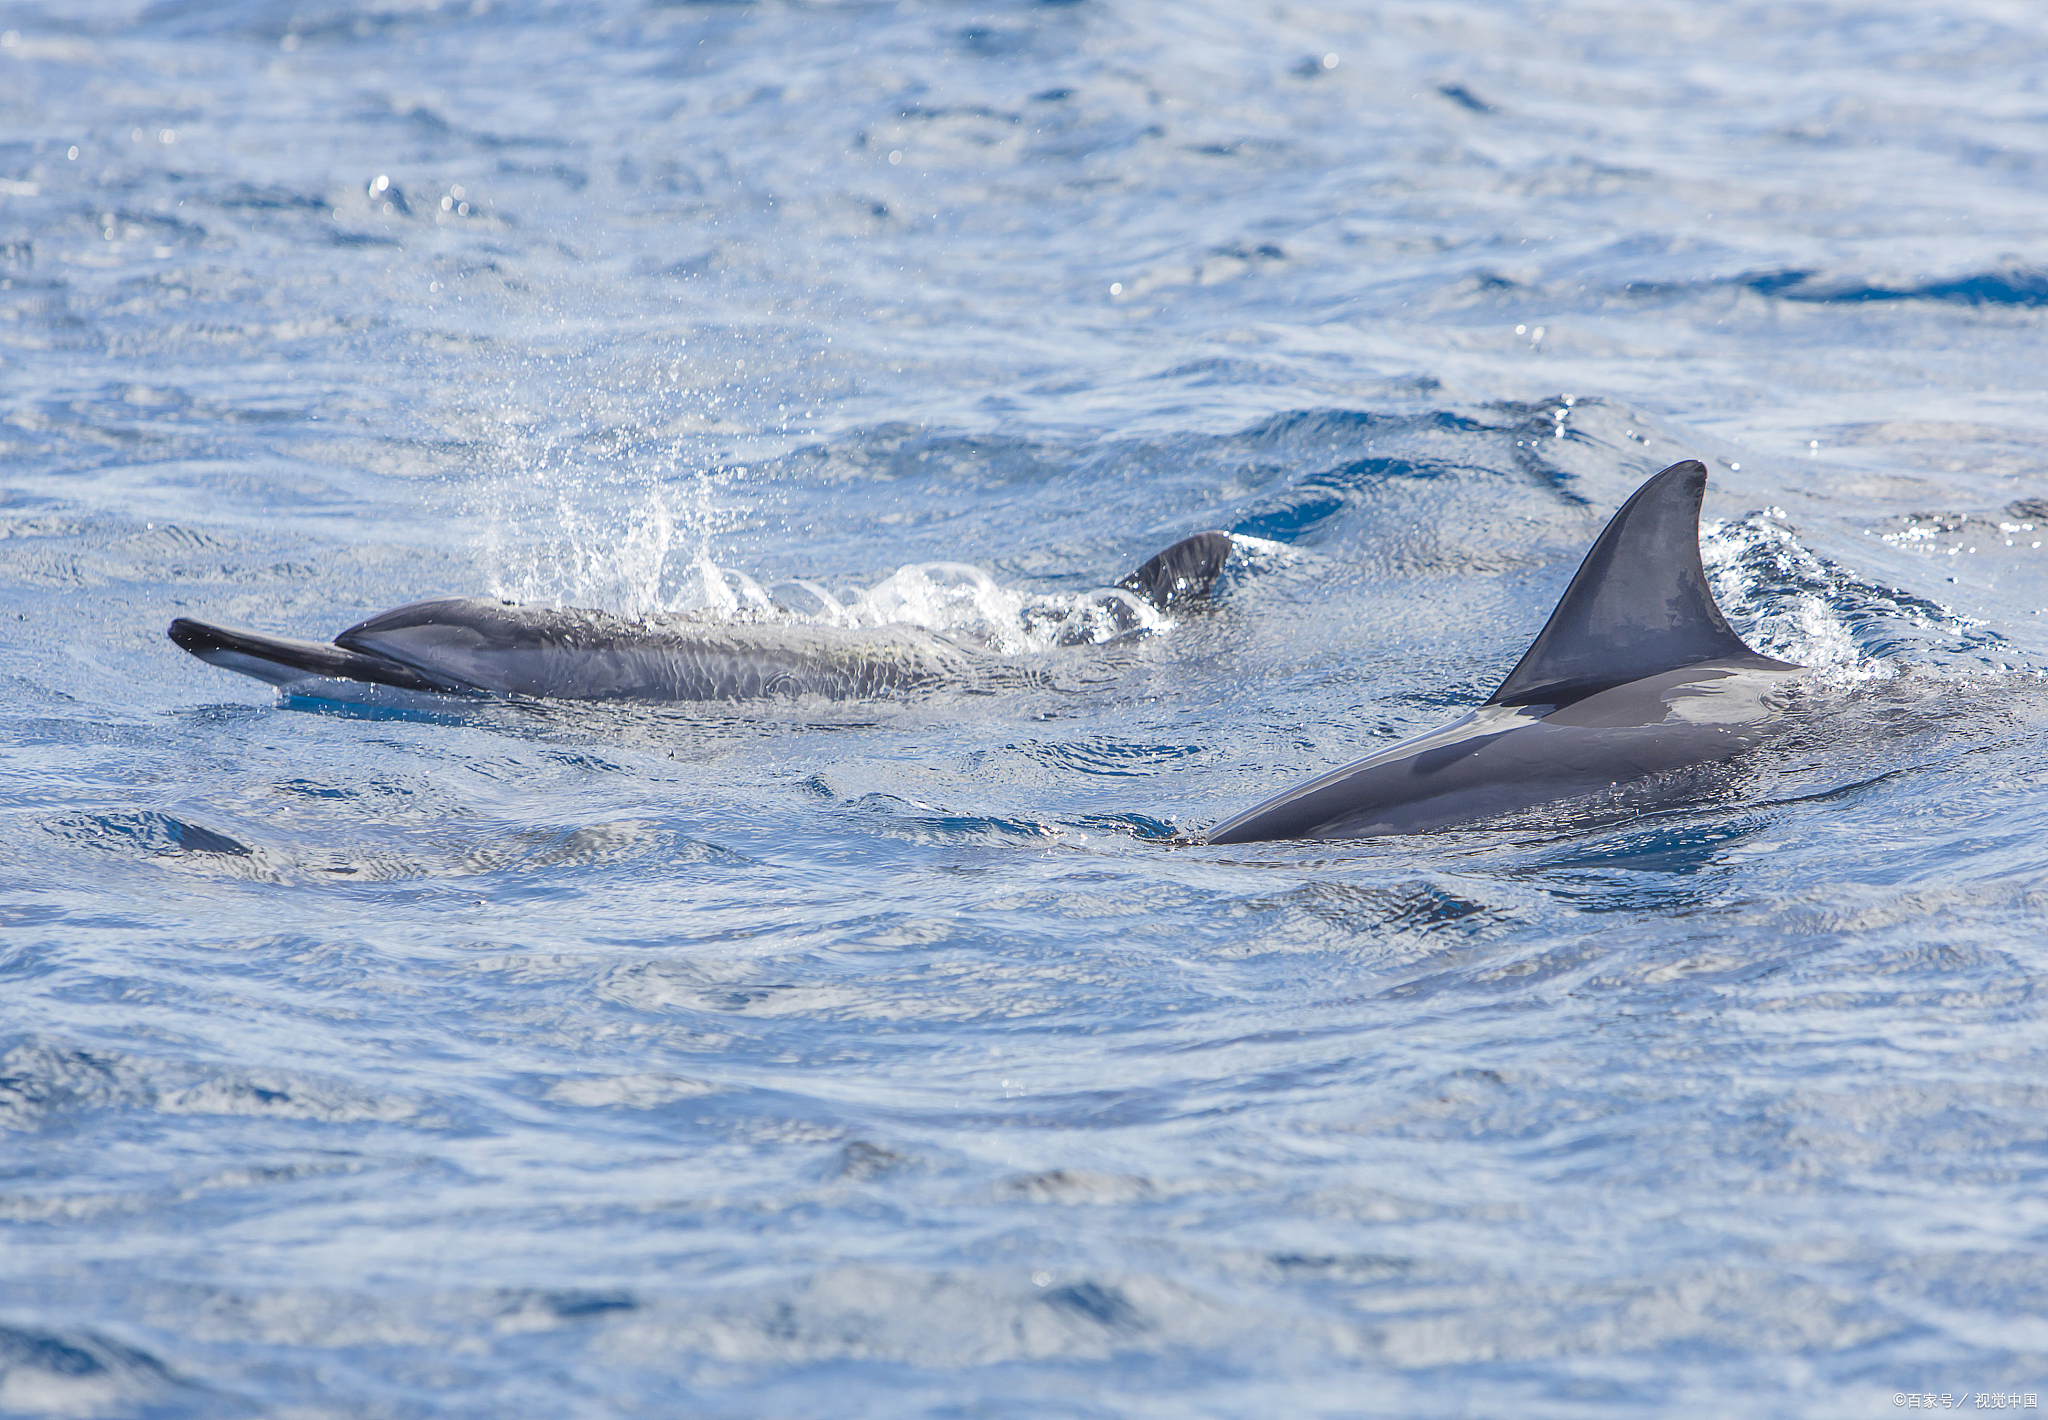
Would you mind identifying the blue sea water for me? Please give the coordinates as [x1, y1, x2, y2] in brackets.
[3, 1, 2048, 1414]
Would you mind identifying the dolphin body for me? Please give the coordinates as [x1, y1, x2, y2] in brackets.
[1206, 460, 1805, 843]
[167, 531, 1237, 702]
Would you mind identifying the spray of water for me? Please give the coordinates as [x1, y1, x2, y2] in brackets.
[825, 563, 1165, 652]
[474, 451, 1168, 653]
[1702, 512, 2009, 676]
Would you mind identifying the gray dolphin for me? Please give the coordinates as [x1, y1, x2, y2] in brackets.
[167, 531, 1237, 702]
[1206, 460, 1804, 843]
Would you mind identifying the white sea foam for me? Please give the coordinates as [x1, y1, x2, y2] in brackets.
[1702, 514, 2006, 676]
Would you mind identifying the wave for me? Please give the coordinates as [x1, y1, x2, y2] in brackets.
[1746, 266, 2048, 307]
[1702, 512, 2012, 672]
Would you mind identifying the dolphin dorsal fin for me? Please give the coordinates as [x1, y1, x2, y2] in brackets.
[1487, 459, 1774, 707]
[1118, 531, 1236, 610]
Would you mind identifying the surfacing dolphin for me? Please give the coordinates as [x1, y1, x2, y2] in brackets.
[168, 531, 1237, 702]
[1207, 459, 1804, 843]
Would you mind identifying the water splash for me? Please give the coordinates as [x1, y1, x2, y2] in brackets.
[1702, 512, 2008, 673]
[482, 469, 1171, 653]
[472, 432, 740, 618]
[832, 563, 1162, 652]
[729, 561, 1160, 654]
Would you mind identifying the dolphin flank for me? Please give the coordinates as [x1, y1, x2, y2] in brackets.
[167, 530, 1238, 702]
[1206, 460, 1804, 843]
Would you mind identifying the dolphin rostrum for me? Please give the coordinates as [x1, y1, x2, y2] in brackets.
[167, 531, 1238, 702]
[1206, 460, 1804, 843]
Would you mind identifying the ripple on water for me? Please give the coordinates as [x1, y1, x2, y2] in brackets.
[0, 1036, 430, 1133]
[5, 0, 2048, 1414]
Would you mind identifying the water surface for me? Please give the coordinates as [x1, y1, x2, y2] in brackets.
[3, 2, 2048, 1415]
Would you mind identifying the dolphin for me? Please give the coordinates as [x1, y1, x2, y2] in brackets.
[1206, 460, 1804, 843]
[167, 531, 1237, 702]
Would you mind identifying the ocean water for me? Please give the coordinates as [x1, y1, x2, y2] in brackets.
[3, 1, 2048, 1415]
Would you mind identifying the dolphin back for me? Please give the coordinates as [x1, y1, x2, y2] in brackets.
[1487, 460, 1793, 707]
[334, 598, 967, 701]
[167, 529, 1240, 703]
[1206, 459, 1807, 843]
